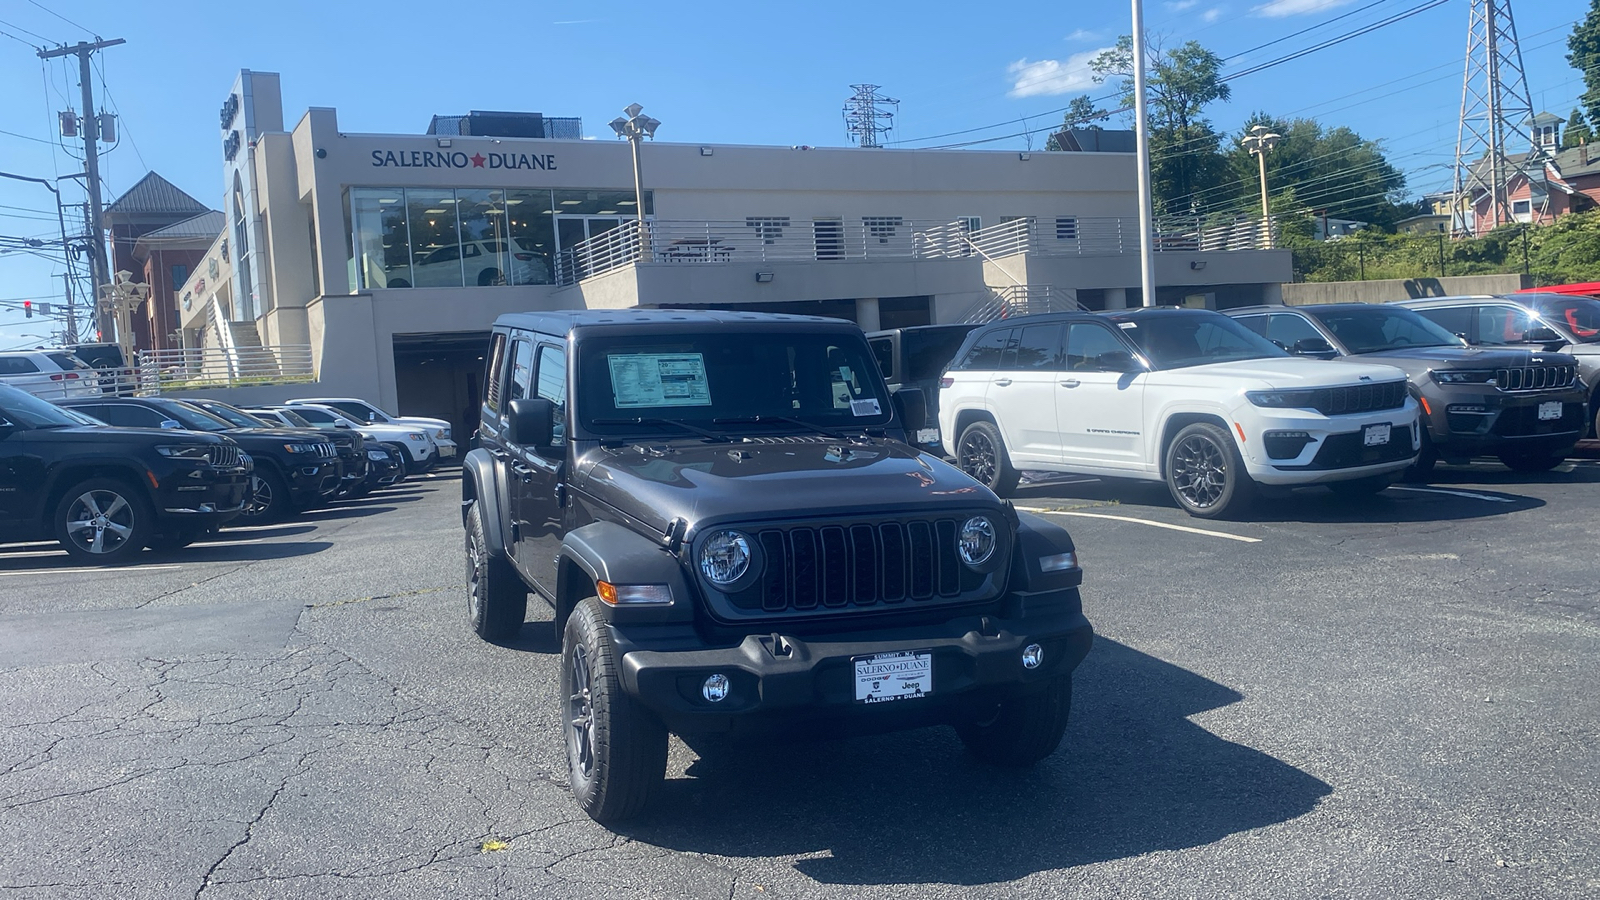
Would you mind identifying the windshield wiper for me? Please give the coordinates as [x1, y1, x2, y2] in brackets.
[712, 415, 854, 440]
[590, 417, 729, 442]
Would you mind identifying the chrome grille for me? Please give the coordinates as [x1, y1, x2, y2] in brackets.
[206, 445, 244, 468]
[1495, 365, 1577, 392]
[1307, 381, 1408, 416]
[749, 518, 966, 613]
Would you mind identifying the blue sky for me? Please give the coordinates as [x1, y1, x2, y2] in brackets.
[0, 0, 1587, 347]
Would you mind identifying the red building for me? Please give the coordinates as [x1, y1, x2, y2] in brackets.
[130, 211, 225, 351]
[102, 172, 217, 351]
[1467, 112, 1600, 235]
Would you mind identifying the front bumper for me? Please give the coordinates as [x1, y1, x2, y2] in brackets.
[153, 470, 249, 526]
[1240, 401, 1422, 485]
[435, 438, 457, 459]
[615, 602, 1093, 735]
[286, 459, 341, 503]
[1423, 385, 1587, 459]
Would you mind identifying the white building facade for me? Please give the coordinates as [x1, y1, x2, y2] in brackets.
[177, 71, 1290, 434]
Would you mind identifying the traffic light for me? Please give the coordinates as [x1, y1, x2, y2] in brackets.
[23, 301, 31, 319]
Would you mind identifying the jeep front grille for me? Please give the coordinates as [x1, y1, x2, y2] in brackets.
[206, 445, 244, 468]
[1495, 365, 1577, 392]
[1307, 381, 1408, 416]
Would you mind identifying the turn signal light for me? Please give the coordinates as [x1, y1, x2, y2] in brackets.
[596, 581, 672, 606]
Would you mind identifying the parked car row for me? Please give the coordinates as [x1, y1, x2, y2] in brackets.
[938, 302, 1588, 518]
[0, 386, 420, 564]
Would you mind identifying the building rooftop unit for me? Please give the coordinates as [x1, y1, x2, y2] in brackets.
[425, 110, 583, 140]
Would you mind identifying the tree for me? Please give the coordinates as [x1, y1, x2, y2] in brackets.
[1563, 108, 1594, 149]
[1044, 95, 1111, 151]
[1223, 115, 1408, 232]
[1084, 36, 1233, 216]
[1569, 1, 1600, 125]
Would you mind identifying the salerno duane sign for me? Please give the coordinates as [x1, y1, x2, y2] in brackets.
[370, 149, 557, 171]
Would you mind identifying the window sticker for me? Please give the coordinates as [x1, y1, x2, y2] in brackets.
[850, 398, 882, 417]
[607, 353, 713, 408]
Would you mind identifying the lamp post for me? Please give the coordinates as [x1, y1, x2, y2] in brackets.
[609, 104, 661, 258]
[1131, 0, 1157, 306]
[1240, 124, 1281, 249]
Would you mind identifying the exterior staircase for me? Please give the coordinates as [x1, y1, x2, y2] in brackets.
[958, 285, 1083, 324]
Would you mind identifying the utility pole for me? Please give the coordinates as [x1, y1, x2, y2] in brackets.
[38, 38, 124, 337]
[1131, 0, 1157, 306]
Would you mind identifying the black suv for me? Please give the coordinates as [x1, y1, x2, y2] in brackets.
[1226, 304, 1587, 473]
[187, 398, 370, 499]
[60, 396, 340, 521]
[462, 310, 1093, 823]
[866, 323, 980, 454]
[0, 384, 249, 562]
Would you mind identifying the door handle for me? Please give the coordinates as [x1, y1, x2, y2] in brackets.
[992, 378, 1013, 387]
[1059, 379, 1081, 388]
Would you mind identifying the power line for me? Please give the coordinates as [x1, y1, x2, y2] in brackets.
[0, 16, 51, 43]
[1223, 0, 1394, 61]
[25, 0, 92, 35]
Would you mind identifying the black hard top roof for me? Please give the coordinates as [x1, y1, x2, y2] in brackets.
[495, 308, 859, 335]
[1222, 303, 1412, 315]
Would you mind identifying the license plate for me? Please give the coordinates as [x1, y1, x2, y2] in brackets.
[916, 427, 940, 445]
[853, 650, 932, 704]
[1362, 423, 1391, 447]
[1538, 401, 1563, 421]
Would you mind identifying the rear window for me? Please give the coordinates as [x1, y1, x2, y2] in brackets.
[46, 353, 91, 371]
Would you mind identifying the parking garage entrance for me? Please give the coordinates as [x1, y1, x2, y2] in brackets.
[393, 331, 491, 447]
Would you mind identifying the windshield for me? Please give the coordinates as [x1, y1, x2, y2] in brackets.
[1305, 306, 1464, 354]
[0, 384, 89, 428]
[275, 408, 314, 427]
[290, 406, 356, 427]
[326, 400, 387, 422]
[1114, 313, 1288, 369]
[576, 330, 892, 436]
[1529, 295, 1600, 343]
[196, 402, 271, 428]
[152, 400, 236, 433]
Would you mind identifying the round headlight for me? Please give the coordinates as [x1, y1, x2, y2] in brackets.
[700, 530, 752, 585]
[959, 516, 997, 566]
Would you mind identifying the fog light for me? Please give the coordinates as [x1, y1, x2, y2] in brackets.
[1021, 644, 1044, 669]
[702, 673, 730, 702]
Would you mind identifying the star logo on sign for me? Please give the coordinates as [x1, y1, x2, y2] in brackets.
[470, 153, 486, 167]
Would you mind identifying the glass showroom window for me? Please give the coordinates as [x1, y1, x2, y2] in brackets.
[407, 188, 464, 288]
[458, 189, 512, 286]
[350, 188, 410, 288]
[505, 189, 556, 285]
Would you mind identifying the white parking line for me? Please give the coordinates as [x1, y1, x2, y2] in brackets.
[0, 564, 184, 577]
[1014, 507, 1263, 543]
[1387, 486, 1516, 503]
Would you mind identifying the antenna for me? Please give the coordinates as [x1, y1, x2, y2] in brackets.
[1449, 0, 1535, 237]
[843, 84, 898, 149]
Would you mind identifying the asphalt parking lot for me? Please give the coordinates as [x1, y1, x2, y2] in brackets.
[3, 459, 1599, 899]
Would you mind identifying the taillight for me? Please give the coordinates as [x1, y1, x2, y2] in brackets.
[49, 373, 79, 381]
[939, 376, 954, 388]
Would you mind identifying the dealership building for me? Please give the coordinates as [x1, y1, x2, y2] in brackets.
[174, 70, 1291, 434]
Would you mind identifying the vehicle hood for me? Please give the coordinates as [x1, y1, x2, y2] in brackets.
[354, 423, 432, 442]
[575, 437, 998, 534]
[25, 426, 229, 445]
[392, 416, 450, 432]
[222, 427, 334, 442]
[1148, 357, 1408, 389]
[1349, 345, 1578, 373]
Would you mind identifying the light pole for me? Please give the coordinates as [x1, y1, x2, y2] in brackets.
[0, 170, 88, 342]
[609, 104, 661, 257]
[1240, 124, 1281, 249]
[1131, 0, 1157, 306]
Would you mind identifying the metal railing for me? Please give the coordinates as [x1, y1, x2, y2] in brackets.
[943, 215, 1280, 260]
[133, 344, 316, 392]
[958, 285, 1084, 324]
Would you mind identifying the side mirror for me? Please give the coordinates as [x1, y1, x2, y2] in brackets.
[507, 397, 555, 448]
[1291, 338, 1336, 357]
[1097, 349, 1145, 372]
[159, 419, 183, 430]
[0, 415, 14, 438]
[893, 387, 927, 432]
[334, 421, 351, 428]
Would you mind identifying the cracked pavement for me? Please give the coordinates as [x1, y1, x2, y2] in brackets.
[3, 462, 1599, 898]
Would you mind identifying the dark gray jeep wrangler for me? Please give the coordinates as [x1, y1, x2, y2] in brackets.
[461, 310, 1093, 823]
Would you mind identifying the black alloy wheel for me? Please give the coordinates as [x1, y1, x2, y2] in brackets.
[1164, 422, 1254, 519]
[55, 479, 150, 565]
[955, 420, 1021, 497]
[239, 468, 290, 523]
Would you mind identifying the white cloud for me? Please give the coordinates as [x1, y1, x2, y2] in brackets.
[1167, 0, 1200, 10]
[1008, 48, 1111, 98]
[1203, 7, 1224, 22]
[1254, 0, 1355, 17]
[1066, 28, 1102, 42]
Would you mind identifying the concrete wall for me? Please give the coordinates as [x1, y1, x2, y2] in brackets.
[1281, 273, 1531, 306]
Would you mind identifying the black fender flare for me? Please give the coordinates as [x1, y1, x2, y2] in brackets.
[460, 447, 511, 560]
[1007, 510, 1084, 594]
[558, 521, 694, 625]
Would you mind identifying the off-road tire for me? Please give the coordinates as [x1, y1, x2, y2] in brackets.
[955, 676, 1073, 767]
[54, 477, 151, 565]
[562, 597, 668, 823]
[465, 500, 526, 641]
[956, 420, 1022, 497]
[1163, 422, 1255, 519]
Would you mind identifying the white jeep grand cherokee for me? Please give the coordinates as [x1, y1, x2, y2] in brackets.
[938, 308, 1422, 518]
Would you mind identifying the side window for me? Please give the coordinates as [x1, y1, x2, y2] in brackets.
[1065, 323, 1128, 371]
[534, 344, 567, 447]
[97, 404, 165, 428]
[869, 338, 894, 379]
[1475, 306, 1536, 345]
[1233, 315, 1268, 337]
[1011, 324, 1063, 370]
[483, 332, 507, 414]
[1414, 306, 1472, 341]
[1266, 314, 1325, 349]
[959, 329, 1010, 371]
[0, 357, 41, 375]
[507, 339, 535, 402]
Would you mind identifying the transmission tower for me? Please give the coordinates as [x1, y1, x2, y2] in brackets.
[843, 84, 897, 148]
[1450, 0, 1535, 237]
